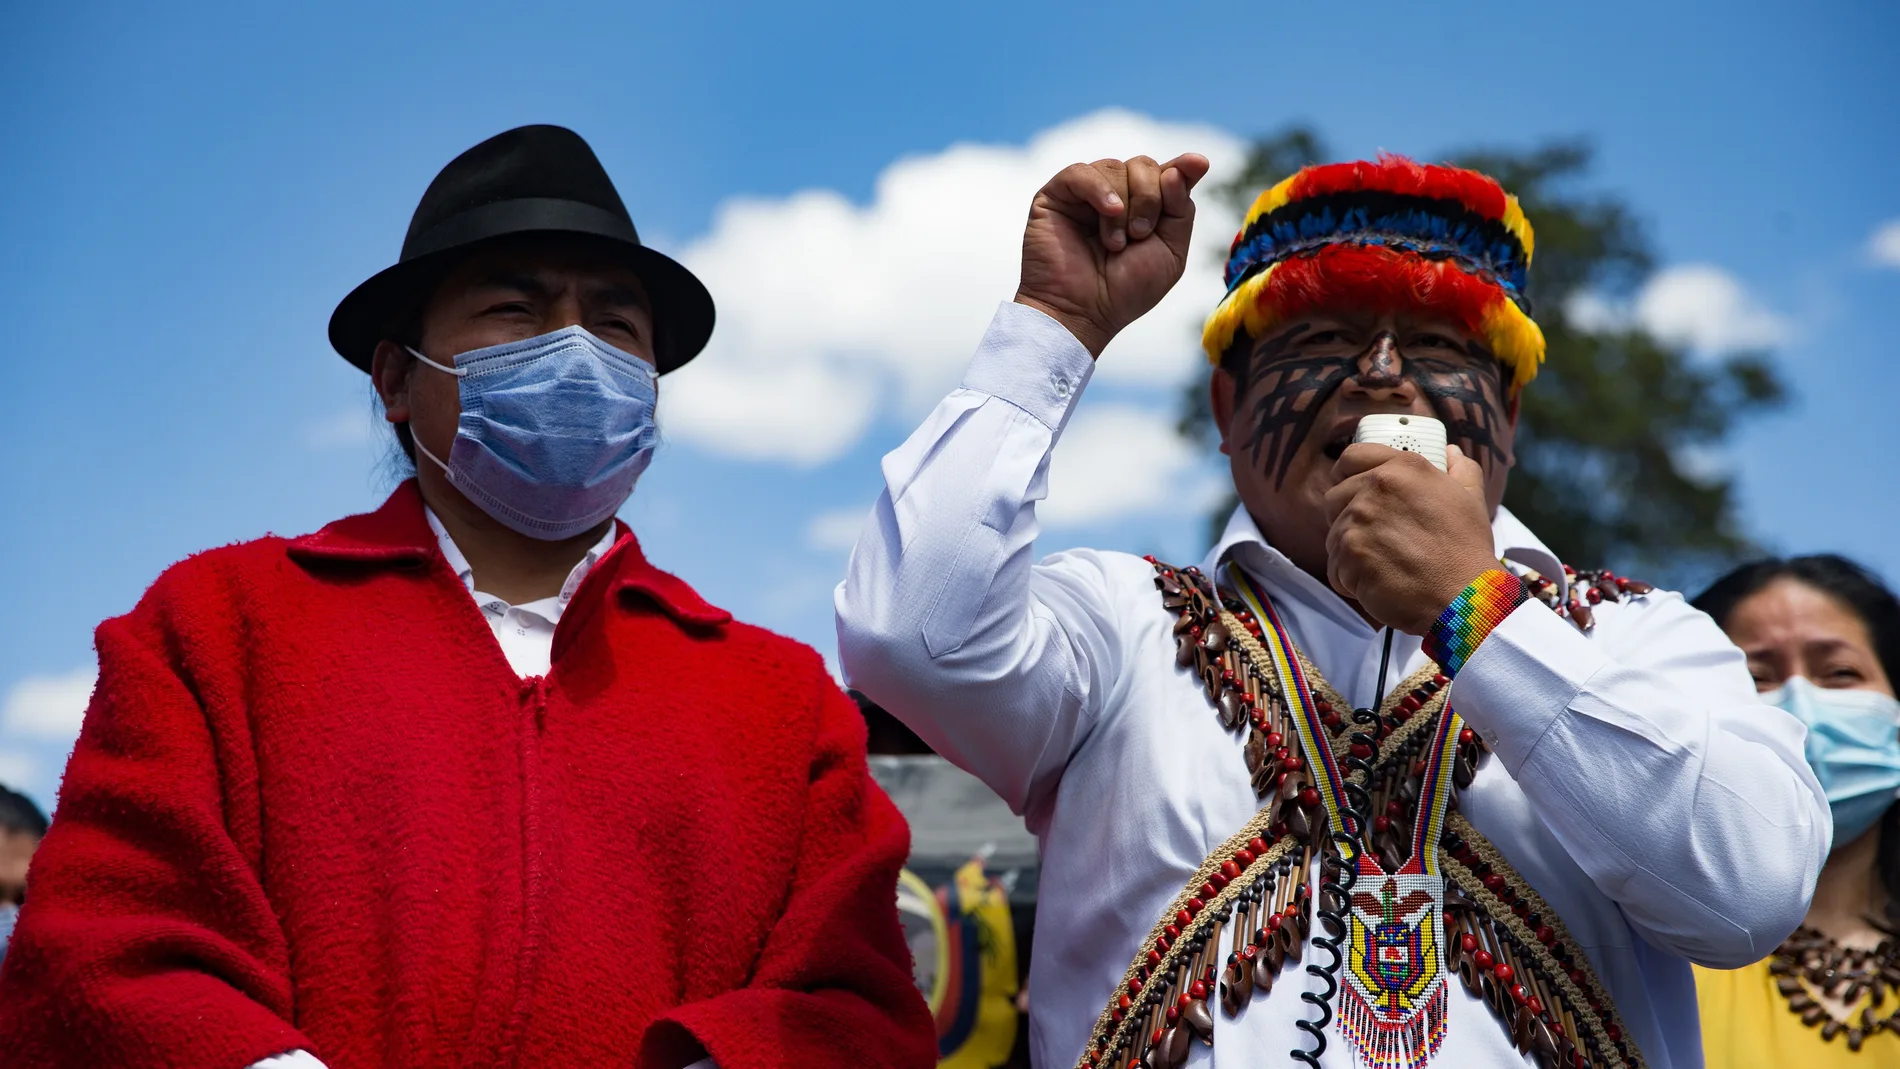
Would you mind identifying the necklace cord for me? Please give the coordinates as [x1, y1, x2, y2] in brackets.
[1374, 625, 1396, 710]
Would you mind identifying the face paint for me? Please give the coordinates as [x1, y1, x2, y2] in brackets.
[1239, 323, 1358, 487]
[1406, 345, 1510, 466]
[1235, 326, 1511, 488]
[1359, 332, 1403, 389]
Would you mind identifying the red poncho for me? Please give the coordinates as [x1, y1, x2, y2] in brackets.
[0, 483, 934, 1069]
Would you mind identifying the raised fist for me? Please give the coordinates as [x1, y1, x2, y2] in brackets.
[1014, 153, 1210, 358]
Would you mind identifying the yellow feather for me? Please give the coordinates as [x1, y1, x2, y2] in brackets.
[1241, 171, 1305, 229]
[1200, 265, 1283, 364]
[1481, 298, 1547, 391]
[1500, 195, 1536, 263]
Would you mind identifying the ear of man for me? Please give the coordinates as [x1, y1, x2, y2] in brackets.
[369, 339, 422, 463]
[1209, 366, 1241, 457]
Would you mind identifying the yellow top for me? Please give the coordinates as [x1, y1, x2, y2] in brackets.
[1695, 959, 1900, 1067]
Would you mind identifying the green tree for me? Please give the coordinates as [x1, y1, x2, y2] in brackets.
[1180, 128, 1786, 581]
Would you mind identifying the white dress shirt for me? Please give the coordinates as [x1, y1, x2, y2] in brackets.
[254, 515, 713, 1069]
[424, 505, 616, 676]
[835, 301, 1830, 1069]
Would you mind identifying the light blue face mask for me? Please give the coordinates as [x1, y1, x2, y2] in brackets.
[1763, 676, 1900, 847]
[408, 326, 659, 541]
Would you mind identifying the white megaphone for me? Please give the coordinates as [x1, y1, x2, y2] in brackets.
[1351, 413, 1448, 472]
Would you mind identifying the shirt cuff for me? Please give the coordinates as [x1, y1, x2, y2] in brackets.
[250, 1052, 327, 1069]
[1444, 597, 1610, 774]
[961, 300, 1096, 430]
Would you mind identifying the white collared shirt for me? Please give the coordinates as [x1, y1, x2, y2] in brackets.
[835, 301, 1831, 1069]
[423, 506, 616, 677]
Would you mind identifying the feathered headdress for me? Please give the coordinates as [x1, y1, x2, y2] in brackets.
[1201, 156, 1546, 391]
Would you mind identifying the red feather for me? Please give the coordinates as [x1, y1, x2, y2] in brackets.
[1261, 244, 1508, 334]
[1285, 155, 1509, 222]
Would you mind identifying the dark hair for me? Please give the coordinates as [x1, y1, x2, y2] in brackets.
[1217, 333, 1255, 387]
[0, 784, 48, 839]
[391, 421, 418, 465]
[1693, 554, 1900, 929]
[1694, 555, 1900, 688]
[848, 690, 934, 757]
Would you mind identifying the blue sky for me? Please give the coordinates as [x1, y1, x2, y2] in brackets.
[2, 0, 1896, 812]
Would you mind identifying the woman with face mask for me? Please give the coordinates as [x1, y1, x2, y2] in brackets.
[1691, 555, 1900, 1064]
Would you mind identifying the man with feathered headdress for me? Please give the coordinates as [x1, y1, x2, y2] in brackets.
[836, 152, 1828, 1068]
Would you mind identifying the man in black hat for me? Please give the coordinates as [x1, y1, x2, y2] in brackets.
[0, 126, 935, 1069]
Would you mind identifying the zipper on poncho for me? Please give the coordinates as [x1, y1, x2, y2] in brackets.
[493, 676, 549, 1067]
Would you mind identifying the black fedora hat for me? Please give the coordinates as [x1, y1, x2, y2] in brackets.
[328, 124, 714, 374]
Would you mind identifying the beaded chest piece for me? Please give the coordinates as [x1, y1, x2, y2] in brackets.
[1233, 565, 1461, 1069]
[1070, 559, 1653, 1069]
[1769, 926, 1900, 1050]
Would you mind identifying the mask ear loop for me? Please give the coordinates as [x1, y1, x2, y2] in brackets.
[405, 346, 467, 377]
[411, 435, 454, 479]
[402, 346, 462, 478]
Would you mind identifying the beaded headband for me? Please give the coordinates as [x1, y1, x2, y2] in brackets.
[1201, 156, 1547, 391]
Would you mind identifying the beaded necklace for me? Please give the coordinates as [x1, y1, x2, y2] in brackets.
[1072, 559, 1650, 1069]
[1769, 925, 1900, 1051]
[1229, 563, 1462, 1069]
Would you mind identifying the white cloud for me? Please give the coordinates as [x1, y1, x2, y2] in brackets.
[796, 405, 1217, 537]
[1042, 404, 1218, 527]
[1636, 265, 1789, 351]
[660, 109, 1245, 466]
[1562, 291, 1623, 335]
[2, 668, 95, 741]
[1868, 219, 1900, 269]
[0, 668, 92, 809]
[660, 352, 879, 466]
[806, 505, 870, 552]
[1564, 263, 1788, 352]
[1672, 443, 1733, 483]
[302, 406, 379, 450]
[0, 750, 36, 795]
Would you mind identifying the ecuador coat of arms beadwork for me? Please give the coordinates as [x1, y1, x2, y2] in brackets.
[1342, 874, 1448, 1069]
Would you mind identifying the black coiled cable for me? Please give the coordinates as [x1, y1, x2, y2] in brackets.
[1291, 704, 1381, 1068]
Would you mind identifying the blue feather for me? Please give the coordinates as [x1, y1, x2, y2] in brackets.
[1223, 191, 1530, 308]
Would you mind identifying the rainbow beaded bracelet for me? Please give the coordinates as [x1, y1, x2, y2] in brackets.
[1423, 569, 1530, 678]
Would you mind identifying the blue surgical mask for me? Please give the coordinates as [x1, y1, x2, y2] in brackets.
[408, 326, 659, 541]
[1763, 676, 1900, 846]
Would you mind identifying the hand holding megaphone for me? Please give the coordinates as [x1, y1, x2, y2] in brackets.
[1323, 414, 1500, 633]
